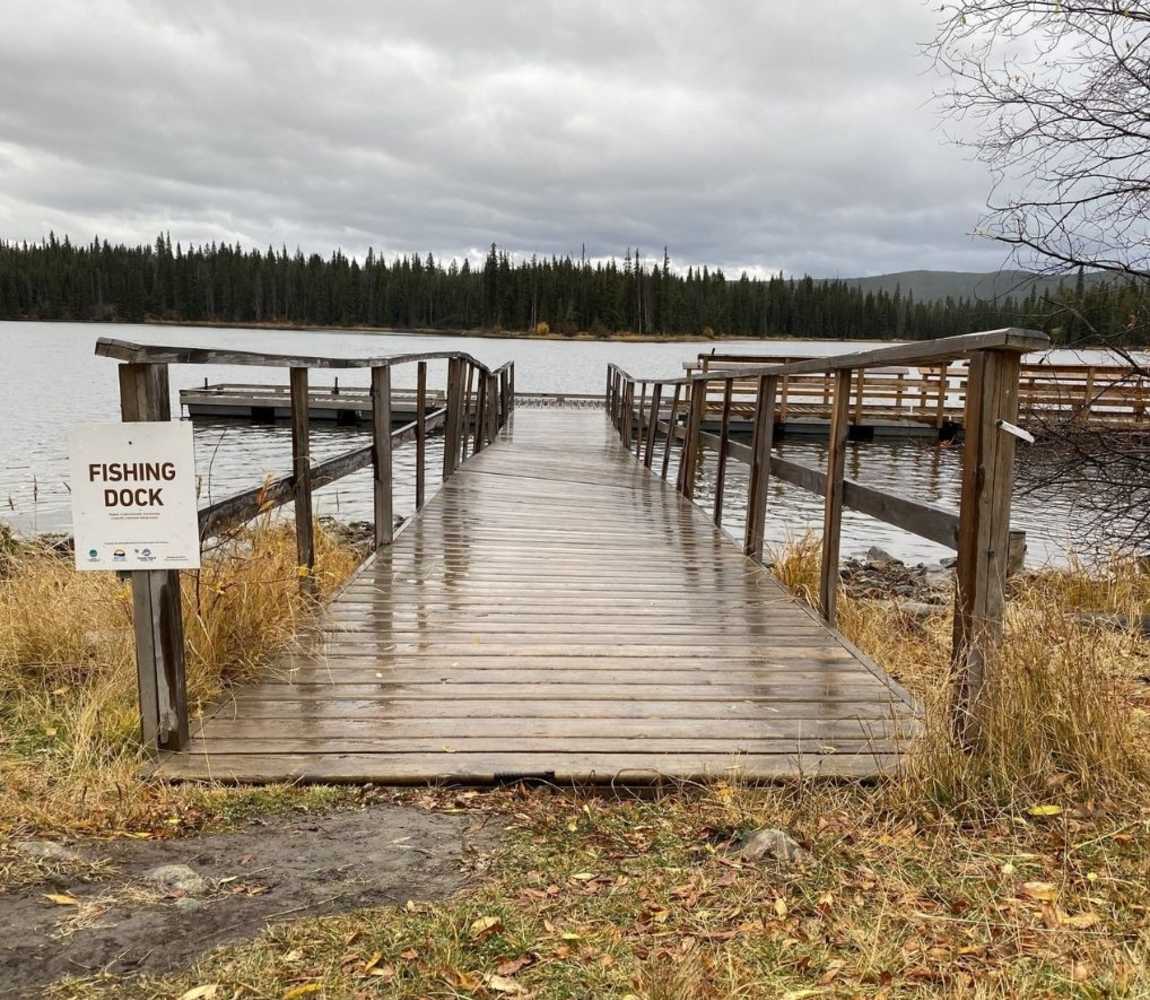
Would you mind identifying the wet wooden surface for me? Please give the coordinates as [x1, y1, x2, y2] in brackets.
[161, 408, 916, 784]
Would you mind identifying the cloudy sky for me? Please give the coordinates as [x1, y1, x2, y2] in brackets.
[0, 0, 1010, 277]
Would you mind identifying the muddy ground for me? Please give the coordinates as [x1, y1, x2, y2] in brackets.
[1, 803, 500, 994]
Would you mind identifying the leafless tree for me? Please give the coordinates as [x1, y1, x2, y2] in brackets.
[930, 2, 1150, 552]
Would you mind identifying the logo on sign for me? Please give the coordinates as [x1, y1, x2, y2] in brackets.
[87, 548, 98, 560]
[113, 548, 126, 561]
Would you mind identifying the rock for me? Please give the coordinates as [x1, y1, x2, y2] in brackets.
[144, 863, 211, 897]
[890, 600, 945, 622]
[173, 897, 205, 913]
[1072, 612, 1150, 638]
[865, 546, 901, 566]
[922, 570, 952, 591]
[939, 556, 958, 569]
[735, 828, 810, 864]
[12, 840, 82, 862]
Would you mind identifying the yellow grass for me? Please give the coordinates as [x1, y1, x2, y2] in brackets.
[0, 518, 359, 837]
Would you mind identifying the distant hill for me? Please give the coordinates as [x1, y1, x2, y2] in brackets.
[824, 269, 1105, 303]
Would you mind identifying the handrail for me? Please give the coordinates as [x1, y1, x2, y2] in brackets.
[606, 326, 1046, 746]
[95, 337, 512, 378]
[97, 338, 515, 753]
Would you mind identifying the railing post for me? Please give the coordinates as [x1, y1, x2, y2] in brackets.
[635, 382, 648, 459]
[743, 374, 778, 561]
[819, 369, 851, 623]
[661, 384, 681, 480]
[415, 361, 427, 510]
[713, 378, 733, 525]
[461, 364, 476, 459]
[372, 364, 393, 547]
[500, 368, 510, 427]
[486, 374, 498, 442]
[443, 357, 463, 479]
[950, 348, 1023, 745]
[474, 367, 488, 454]
[643, 383, 662, 468]
[289, 366, 315, 591]
[621, 380, 634, 445]
[681, 378, 706, 500]
[118, 363, 189, 752]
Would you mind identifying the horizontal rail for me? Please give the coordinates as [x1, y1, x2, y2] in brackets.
[95, 337, 513, 378]
[608, 328, 1050, 386]
[197, 408, 446, 539]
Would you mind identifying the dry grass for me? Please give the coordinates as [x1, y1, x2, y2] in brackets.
[0, 518, 359, 838]
[771, 534, 1150, 812]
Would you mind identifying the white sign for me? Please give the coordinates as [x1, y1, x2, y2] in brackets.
[70, 422, 201, 571]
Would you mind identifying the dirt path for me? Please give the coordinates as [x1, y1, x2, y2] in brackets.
[1, 804, 499, 994]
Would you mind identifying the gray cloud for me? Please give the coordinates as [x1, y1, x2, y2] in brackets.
[0, 0, 1008, 276]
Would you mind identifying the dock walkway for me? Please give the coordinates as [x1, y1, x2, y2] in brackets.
[162, 408, 916, 783]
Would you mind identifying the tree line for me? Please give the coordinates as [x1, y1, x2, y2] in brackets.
[0, 233, 1145, 345]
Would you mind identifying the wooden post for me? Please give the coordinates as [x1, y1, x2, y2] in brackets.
[713, 378, 733, 525]
[500, 369, 510, 427]
[461, 364, 475, 459]
[372, 364, 393, 547]
[289, 367, 315, 590]
[819, 370, 851, 623]
[621, 380, 634, 446]
[661, 384, 681, 480]
[486, 374, 498, 442]
[743, 374, 778, 561]
[852, 368, 865, 425]
[474, 366, 488, 454]
[415, 361, 426, 510]
[635, 383, 648, 459]
[950, 348, 1023, 745]
[118, 363, 189, 751]
[443, 358, 463, 479]
[643, 383, 662, 468]
[681, 378, 707, 500]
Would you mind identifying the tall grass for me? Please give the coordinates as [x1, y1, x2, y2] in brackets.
[771, 535, 1150, 811]
[0, 519, 358, 835]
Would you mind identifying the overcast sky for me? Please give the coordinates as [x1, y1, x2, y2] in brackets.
[0, 0, 1011, 277]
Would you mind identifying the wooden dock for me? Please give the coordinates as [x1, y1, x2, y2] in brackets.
[160, 407, 915, 784]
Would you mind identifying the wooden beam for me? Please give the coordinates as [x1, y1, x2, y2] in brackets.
[443, 358, 463, 479]
[661, 384, 681, 480]
[117, 362, 189, 752]
[415, 362, 427, 510]
[951, 348, 1023, 746]
[289, 367, 315, 591]
[372, 365, 393, 548]
[644, 383, 662, 468]
[635, 382, 648, 459]
[819, 370, 851, 623]
[681, 380, 707, 499]
[713, 378, 733, 526]
[743, 374, 777, 561]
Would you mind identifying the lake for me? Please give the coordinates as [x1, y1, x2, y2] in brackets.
[0, 320, 1128, 566]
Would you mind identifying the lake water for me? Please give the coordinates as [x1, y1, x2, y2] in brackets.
[0, 320, 1130, 565]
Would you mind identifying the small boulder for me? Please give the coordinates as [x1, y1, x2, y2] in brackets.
[735, 828, 810, 864]
[173, 897, 206, 913]
[922, 570, 952, 591]
[12, 840, 82, 863]
[144, 863, 210, 897]
[865, 546, 901, 566]
[938, 556, 958, 569]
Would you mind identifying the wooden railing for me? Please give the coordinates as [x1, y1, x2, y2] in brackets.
[686, 352, 1149, 429]
[94, 338, 515, 752]
[608, 327, 1051, 743]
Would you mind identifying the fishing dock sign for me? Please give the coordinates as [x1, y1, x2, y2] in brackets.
[70, 422, 201, 571]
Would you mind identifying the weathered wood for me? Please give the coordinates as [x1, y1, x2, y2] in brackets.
[443, 358, 463, 479]
[819, 370, 851, 623]
[473, 364, 487, 454]
[621, 379, 634, 445]
[416, 362, 427, 510]
[635, 382, 648, 459]
[713, 378, 734, 526]
[951, 349, 1023, 745]
[661, 384, 681, 480]
[462, 363, 476, 459]
[196, 409, 445, 538]
[289, 367, 315, 589]
[643, 383, 662, 468]
[371, 365, 393, 548]
[744, 374, 778, 560]
[680, 379, 707, 499]
[118, 363, 189, 752]
[160, 408, 915, 784]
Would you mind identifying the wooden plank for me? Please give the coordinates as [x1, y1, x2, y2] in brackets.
[443, 357, 463, 479]
[819, 370, 851, 623]
[118, 363, 189, 752]
[744, 374, 777, 560]
[371, 365, 393, 548]
[713, 378, 733, 525]
[661, 383, 681, 480]
[644, 383, 662, 468]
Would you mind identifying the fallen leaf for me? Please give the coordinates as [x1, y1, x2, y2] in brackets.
[282, 985, 322, 999]
[781, 990, 825, 1000]
[484, 974, 526, 994]
[43, 893, 80, 906]
[1022, 881, 1058, 901]
[496, 956, 534, 976]
[1026, 804, 1063, 817]
[469, 914, 503, 940]
[571, 872, 597, 881]
[774, 897, 788, 918]
[362, 951, 383, 973]
[179, 988, 220, 1000]
[1063, 912, 1101, 929]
